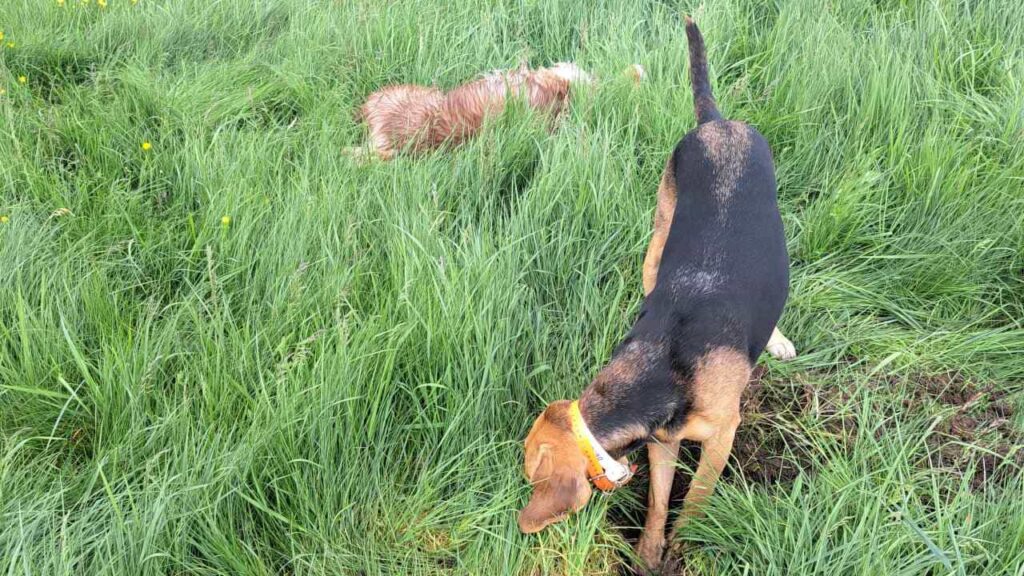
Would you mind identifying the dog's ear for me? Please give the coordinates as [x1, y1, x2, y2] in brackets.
[518, 447, 592, 533]
[523, 442, 550, 481]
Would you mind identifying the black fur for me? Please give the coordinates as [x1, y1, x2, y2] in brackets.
[685, 17, 722, 125]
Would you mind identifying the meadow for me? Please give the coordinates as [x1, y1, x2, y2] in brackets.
[1, 0, 1023, 574]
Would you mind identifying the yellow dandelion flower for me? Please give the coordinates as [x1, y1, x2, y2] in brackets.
[58, 0, 66, 5]
[18, 75, 27, 85]
[0, 215, 9, 224]
[221, 215, 231, 226]
[97, 0, 106, 7]
[141, 141, 152, 151]
[6, 42, 15, 49]
[0, 31, 5, 41]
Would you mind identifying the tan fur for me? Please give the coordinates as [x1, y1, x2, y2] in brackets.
[518, 401, 593, 534]
[634, 438, 680, 569]
[358, 84, 445, 159]
[642, 158, 678, 296]
[676, 348, 749, 438]
[353, 65, 576, 160]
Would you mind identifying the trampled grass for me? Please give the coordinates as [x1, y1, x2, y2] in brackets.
[1, 0, 1023, 574]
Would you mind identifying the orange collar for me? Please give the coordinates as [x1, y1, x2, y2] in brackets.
[568, 400, 634, 492]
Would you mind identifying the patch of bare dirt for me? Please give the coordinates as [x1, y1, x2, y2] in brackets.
[733, 368, 1023, 490]
[911, 374, 1022, 490]
[608, 368, 1022, 575]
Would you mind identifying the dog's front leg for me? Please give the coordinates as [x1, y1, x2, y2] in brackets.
[635, 439, 680, 571]
[667, 414, 739, 550]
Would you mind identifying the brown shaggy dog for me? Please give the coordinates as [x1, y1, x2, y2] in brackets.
[346, 62, 602, 160]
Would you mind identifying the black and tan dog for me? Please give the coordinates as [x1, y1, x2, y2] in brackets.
[518, 18, 796, 570]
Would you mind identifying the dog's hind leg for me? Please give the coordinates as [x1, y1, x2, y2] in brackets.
[766, 326, 797, 360]
[635, 439, 680, 570]
[642, 156, 678, 296]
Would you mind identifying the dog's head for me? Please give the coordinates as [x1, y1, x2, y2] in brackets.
[547, 62, 596, 86]
[518, 400, 593, 533]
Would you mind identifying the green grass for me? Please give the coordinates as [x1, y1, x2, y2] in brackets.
[2, 0, 1023, 574]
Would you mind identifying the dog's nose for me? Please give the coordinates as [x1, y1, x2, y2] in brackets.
[517, 511, 537, 533]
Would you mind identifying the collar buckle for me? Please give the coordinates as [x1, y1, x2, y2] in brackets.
[569, 400, 634, 493]
[590, 465, 636, 493]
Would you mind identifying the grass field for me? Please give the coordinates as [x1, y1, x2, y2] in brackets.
[2, 0, 1024, 574]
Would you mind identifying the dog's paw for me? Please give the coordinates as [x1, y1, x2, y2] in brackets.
[659, 549, 685, 576]
[766, 333, 797, 361]
[634, 535, 665, 574]
[343, 145, 390, 164]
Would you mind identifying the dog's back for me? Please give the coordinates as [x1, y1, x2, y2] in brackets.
[352, 64, 585, 160]
[648, 122, 787, 360]
[635, 19, 788, 364]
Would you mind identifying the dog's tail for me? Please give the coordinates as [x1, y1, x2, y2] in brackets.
[684, 17, 721, 124]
